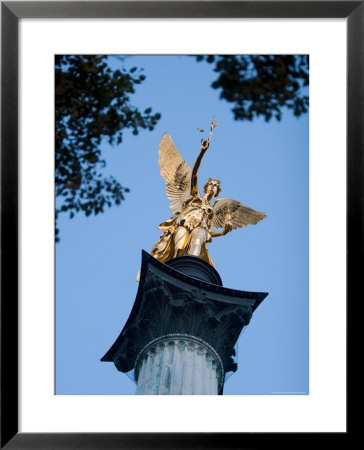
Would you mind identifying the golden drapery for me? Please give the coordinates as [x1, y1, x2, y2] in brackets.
[151, 195, 215, 268]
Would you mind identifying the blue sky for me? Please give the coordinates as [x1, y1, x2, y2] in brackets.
[56, 55, 309, 395]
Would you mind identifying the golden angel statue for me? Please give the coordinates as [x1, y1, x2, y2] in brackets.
[151, 119, 266, 269]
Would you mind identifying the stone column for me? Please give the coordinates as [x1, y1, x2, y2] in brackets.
[101, 251, 268, 395]
[135, 335, 224, 395]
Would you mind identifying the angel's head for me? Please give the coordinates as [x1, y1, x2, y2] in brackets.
[203, 178, 221, 198]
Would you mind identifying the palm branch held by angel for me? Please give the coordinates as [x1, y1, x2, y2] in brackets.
[151, 119, 266, 268]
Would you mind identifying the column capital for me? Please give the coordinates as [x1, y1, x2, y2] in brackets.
[101, 251, 268, 385]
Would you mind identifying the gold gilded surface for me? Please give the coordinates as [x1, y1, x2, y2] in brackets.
[151, 119, 266, 268]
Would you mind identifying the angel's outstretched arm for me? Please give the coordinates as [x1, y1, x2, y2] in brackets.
[190, 138, 210, 196]
[210, 222, 233, 238]
[190, 118, 219, 196]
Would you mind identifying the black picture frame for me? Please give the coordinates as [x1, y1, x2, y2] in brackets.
[1, 1, 356, 448]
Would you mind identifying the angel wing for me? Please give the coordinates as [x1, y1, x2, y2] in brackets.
[159, 133, 192, 214]
[212, 198, 266, 230]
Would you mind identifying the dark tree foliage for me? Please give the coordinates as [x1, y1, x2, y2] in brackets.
[195, 55, 309, 121]
[55, 55, 161, 241]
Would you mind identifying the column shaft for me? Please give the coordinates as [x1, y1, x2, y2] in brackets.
[135, 336, 223, 395]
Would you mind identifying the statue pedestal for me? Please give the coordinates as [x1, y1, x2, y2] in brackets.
[101, 251, 268, 395]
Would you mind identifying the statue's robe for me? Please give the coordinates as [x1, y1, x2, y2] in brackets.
[151, 195, 215, 268]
